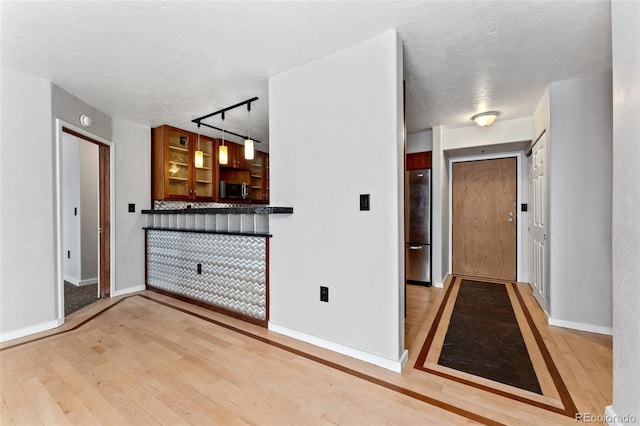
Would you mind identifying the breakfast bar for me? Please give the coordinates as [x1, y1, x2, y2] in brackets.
[142, 204, 293, 326]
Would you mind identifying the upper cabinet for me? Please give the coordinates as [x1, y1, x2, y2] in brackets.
[152, 124, 269, 204]
[152, 125, 216, 201]
[406, 151, 432, 170]
[220, 142, 252, 170]
[250, 151, 269, 204]
[194, 134, 216, 199]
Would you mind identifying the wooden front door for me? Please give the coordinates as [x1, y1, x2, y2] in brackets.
[452, 157, 517, 281]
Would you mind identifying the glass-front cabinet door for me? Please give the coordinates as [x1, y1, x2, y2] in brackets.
[194, 135, 214, 199]
[166, 128, 191, 198]
[152, 125, 219, 201]
[250, 152, 264, 203]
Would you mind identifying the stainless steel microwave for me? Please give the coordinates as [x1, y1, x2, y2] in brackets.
[219, 181, 249, 200]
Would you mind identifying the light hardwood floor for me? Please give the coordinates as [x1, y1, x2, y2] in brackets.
[1, 278, 612, 425]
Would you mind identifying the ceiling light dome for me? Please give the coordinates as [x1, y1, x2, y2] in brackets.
[471, 111, 500, 127]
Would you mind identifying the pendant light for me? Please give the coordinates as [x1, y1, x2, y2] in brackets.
[194, 126, 204, 169]
[244, 103, 255, 160]
[218, 128, 229, 165]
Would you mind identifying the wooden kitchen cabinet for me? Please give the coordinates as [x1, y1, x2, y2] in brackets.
[152, 125, 216, 201]
[406, 151, 432, 170]
[217, 141, 253, 203]
[250, 151, 269, 203]
[221, 142, 252, 170]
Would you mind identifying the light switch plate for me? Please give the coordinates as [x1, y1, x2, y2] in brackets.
[360, 194, 370, 211]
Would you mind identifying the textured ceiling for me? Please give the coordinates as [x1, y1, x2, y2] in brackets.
[1, 1, 611, 150]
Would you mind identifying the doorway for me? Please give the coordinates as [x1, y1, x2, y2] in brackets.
[451, 157, 517, 281]
[56, 122, 112, 320]
[61, 132, 99, 314]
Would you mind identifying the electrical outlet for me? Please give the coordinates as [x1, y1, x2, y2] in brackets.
[197, 263, 202, 274]
[320, 286, 329, 302]
[67, 250, 70, 259]
[128, 203, 135, 213]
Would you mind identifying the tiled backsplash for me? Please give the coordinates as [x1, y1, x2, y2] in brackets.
[154, 200, 260, 210]
[149, 201, 270, 234]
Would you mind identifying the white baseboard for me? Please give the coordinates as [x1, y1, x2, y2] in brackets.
[399, 348, 409, 371]
[77, 278, 98, 286]
[605, 406, 621, 426]
[603, 405, 639, 426]
[548, 317, 613, 336]
[268, 323, 407, 373]
[63, 275, 98, 287]
[111, 285, 146, 297]
[433, 281, 444, 288]
[64, 275, 80, 286]
[0, 318, 64, 343]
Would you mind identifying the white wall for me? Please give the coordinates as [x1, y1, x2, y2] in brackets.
[431, 127, 446, 286]
[0, 67, 57, 339]
[269, 30, 405, 369]
[407, 129, 432, 153]
[113, 119, 150, 295]
[52, 84, 112, 142]
[0, 66, 149, 341]
[79, 141, 99, 281]
[610, 0, 640, 422]
[443, 117, 532, 151]
[62, 135, 81, 283]
[533, 87, 550, 142]
[547, 72, 613, 333]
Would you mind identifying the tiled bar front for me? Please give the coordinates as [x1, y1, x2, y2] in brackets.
[146, 230, 267, 321]
[142, 204, 292, 325]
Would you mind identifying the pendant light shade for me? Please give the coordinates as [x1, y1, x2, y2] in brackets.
[244, 138, 254, 160]
[244, 103, 255, 160]
[194, 150, 204, 168]
[194, 130, 203, 168]
[219, 128, 228, 165]
[219, 144, 228, 165]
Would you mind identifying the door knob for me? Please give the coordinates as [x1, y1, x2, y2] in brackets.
[508, 212, 514, 217]
[508, 218, 514, 223]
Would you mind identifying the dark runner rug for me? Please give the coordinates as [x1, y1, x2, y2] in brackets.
[64, 281, 98, 316]
[414, 276, 578, 417]
[438, 279, 541, 394]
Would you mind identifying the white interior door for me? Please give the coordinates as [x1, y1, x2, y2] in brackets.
[529, 132, 548, 311]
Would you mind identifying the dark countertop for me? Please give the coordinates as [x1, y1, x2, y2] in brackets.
[141, 206, 293, 215]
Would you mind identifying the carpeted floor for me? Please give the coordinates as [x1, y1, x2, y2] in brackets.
[64, 281, 98, 316]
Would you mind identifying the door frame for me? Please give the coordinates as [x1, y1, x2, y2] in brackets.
[54, 119, 115, 322]
[448, 151, 525, 282]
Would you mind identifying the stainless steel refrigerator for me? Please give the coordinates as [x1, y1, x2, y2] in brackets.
[405, 169, 431, 286]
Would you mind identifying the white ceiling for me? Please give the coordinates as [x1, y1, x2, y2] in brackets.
[1, 1, 612, 150]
